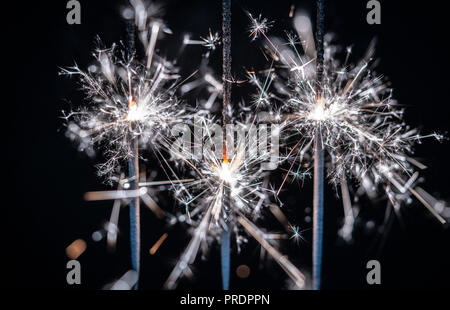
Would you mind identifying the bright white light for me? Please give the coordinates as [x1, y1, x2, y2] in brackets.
[308, 102, 328, 121]
[218, 161, 237, 185]
[127, 104, 140, 121]
[127, 99, 146, 121]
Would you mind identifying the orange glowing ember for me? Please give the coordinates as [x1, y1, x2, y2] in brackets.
[222, 144, 229, 163]
[128, 97, 137, 109]
[65, 239, 87, 260]
[149, 233, 168, 255]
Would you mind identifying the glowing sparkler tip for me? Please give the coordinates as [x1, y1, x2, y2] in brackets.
[126, 98, 142, 121]
[217, 160, 236, 185]
[128, 97, 137, 109]
[308, 101, 327, 121]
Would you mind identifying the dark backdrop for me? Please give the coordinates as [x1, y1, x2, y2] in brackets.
[7, 0, 450, 289]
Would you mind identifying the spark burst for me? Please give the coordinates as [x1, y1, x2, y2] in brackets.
[183, 29, 221, 51]
[164, 116, 306, 289]
[59, 0, 447, 290]
[62, 0, 189, 289]
[61, 38, 185, 180]
[248, 7, 446, 288]
[164, 1, 305, 289]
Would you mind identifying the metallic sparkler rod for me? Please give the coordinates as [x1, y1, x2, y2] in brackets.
[126, 18, 140, 290]
[221, 0, 232, 291]
[222, 0, 232, 130]
[128, 136, 141, 289]
[313, 128, 324, 290]
[313, 0, 325, 291]
[315, 0, 325, 97]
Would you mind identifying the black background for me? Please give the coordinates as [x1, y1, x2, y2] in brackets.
[7, 0, 450, 291]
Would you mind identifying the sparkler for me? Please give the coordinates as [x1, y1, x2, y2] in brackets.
[313, 0, 325, 291]
[164, 15, 306, 284]
[126, 17, 140, 289]
[59, 0, 446, 290]
[164, 13, 306, 283]
[166, 0, 304, 290]
[221, 0, 232, 290]
[61, 35, 184, 182]
[248, 2, 446, 290]
[161, 2, 305, 289]
[62, 0, 187, 288]
[164, 115, 306, 289]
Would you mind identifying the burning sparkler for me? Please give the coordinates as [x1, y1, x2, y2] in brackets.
[164, 114, 305, 289]
[59, 0, 447, 290]
[162, 1, 305, 290]
[248, 2, 446, 289]
[221, 0, 233, 290]
[61, 37, 184, 181]
[62, 0, 188, 288]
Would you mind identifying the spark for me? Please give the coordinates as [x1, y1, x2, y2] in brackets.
[184, 29, 221, 50]
[62, 22, 186, 182]
[250, 12, 447, 243]
[289, 224, 307, 244]
[107, 270, 139, 290]
[164, 115, 305, 288]
[149, 233, 169, 255]
[201, 29, 221, 50]
[66, 239, 87, 260]
[247, 12, 273, 41]
[62, 0, 191, 284]
[237, 215, 306, 288]
[289, 5, 296, 18]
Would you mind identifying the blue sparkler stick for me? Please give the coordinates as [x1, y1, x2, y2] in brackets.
[126, 18, 140, 290]
[313, 0, 325, 290]
[221, 0, 232, 290]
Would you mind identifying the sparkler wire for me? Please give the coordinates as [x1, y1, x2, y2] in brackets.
[221, 228, 231, 290]
[313, 0, 325, 290]
[313, 128, 324, 290]
[221, 0, 232, 291]
[128, 136, 140, 288]
[126, 19, 140, 289]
